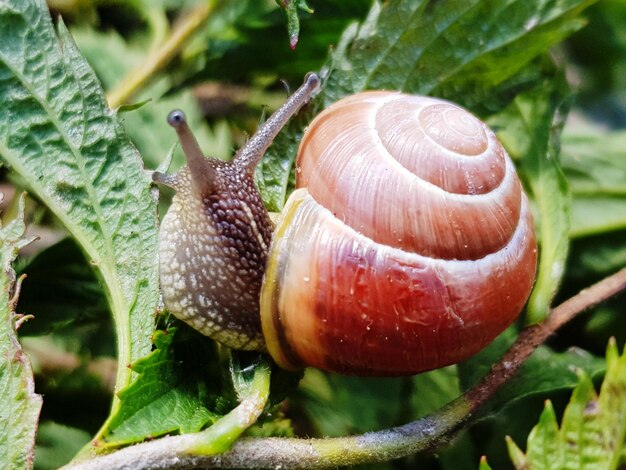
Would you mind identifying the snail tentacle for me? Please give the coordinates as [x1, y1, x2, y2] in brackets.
[235, 72, 320, 172]
[166, 110, 216, 194]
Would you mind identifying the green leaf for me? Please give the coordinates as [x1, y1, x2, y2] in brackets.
[70, 27, 233, 170]
[0, 0, 159, 403]
[34, 422, 91, 470]
[174, 1, 369, 88]
[275, 0, 314, 49]
[566, 0, 626, 99]
[295, 372, 407, 436]
[102, 327, 274, 451]
[410, 367, 462, 418]
[571, 198, 626, 238]
[478, 456, 494, 470]
[526, 400, 561, 469]
[322, 0, 595, 106]
[561, 127, 626, 237]
[20, 335, 115, 438]
[0, 197, 42, 470]
[294, 369, 414, 437]
[291, 367, 458, 438]
[507, 338, 626, 470]
[101, 327, 226, 447]
[255, 112, 311, 212]
[260, 0, 597, 210]
[569, 232, 626, 280]
[505, 436, 529, 469]
[487, 78, 571, 324]
[458, 328, 605, 416]
[17, 238, 109, 339]
[582, 339, 626, 469]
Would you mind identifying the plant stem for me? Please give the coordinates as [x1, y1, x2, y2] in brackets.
[60, 266, 626, 470]
[186, 360, 272, 455]
[106, 1, 218, 109]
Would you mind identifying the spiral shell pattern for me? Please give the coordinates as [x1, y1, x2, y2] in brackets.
[260, 92, 537, 376]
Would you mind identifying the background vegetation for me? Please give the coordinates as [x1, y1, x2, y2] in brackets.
[0, 0, 625, 469]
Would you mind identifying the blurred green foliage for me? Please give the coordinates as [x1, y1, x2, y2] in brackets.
[0, 0, 624, 468]
[499, 339, 626, 470]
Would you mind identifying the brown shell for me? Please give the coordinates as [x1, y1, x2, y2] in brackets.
[260, 92, 537, 376]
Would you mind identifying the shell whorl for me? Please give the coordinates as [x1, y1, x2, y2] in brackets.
[260, 92, 537, 376]
[296, 92, 520, 260]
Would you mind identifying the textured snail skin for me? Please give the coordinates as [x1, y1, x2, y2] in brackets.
[260, 92, 537, 376]
[155, 74, 320, 350]
[157, 162, 272, 350]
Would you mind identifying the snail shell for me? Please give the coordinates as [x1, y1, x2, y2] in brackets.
[259, 92, 537, 376]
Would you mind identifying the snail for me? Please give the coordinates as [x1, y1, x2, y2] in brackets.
[153, 73, 537, 376]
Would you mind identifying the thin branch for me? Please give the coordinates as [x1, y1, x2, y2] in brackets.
[106, 1, 219, 109]
[61, 266, 626, 470]
[467, 265, 626, 407]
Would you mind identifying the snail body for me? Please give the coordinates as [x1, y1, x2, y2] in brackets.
[155, 75, 537, 376]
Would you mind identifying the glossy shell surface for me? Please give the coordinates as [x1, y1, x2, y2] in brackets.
[260, 92, 537, 376]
